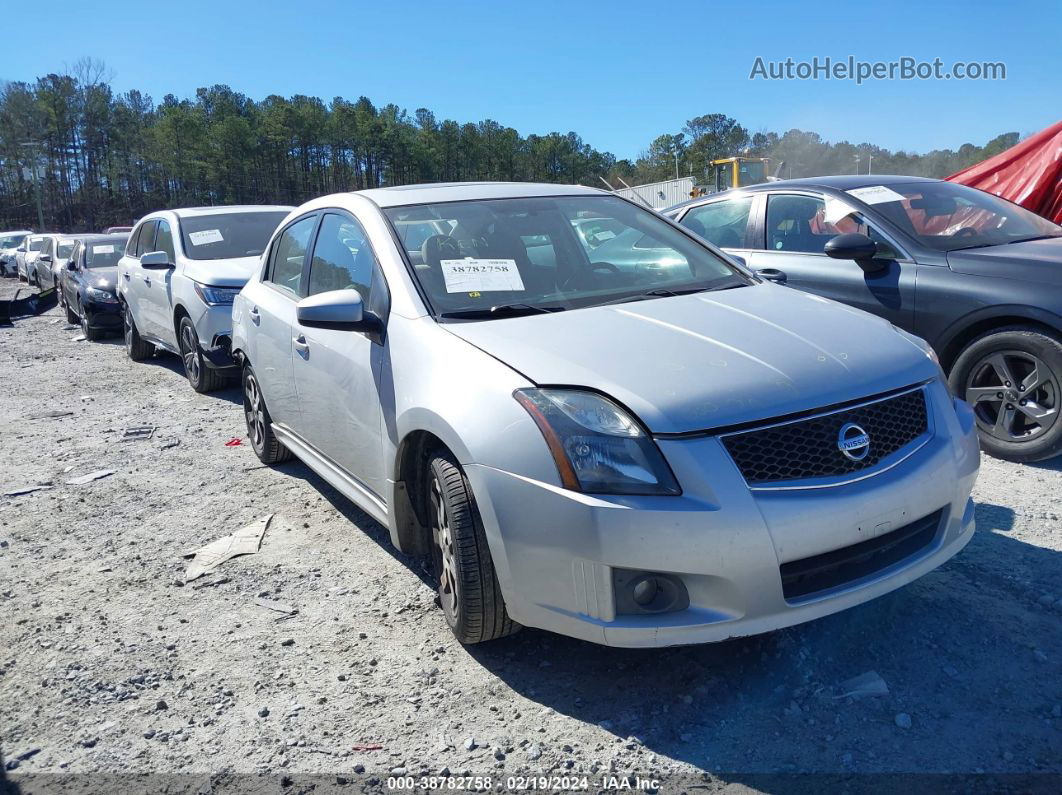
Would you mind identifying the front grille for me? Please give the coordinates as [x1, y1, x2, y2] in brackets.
[721, 387, 928, 485]
[780, 508, 944, 601]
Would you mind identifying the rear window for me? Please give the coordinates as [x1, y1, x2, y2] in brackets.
[179, 211, 289, 261]
[86, 238, 128, 268]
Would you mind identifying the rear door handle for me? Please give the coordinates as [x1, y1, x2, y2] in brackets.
[293, 335, 309, 354]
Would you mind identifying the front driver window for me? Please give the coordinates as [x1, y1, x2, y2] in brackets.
[681, 197, 753, 248]
[266, 215, 316, 296]
[155, 220, 176, 261]
[306, 213, 379, 306]
[767, 194, 899, 259]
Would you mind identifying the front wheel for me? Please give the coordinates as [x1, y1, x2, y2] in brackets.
[79, 301, 103, 342]
[426, 449, 518, 644]
[949, 326, 1062, 462]
[178, 316, 224, 393]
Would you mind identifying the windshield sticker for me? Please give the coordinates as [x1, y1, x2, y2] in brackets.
[593, 230, 617, 241]
[189, 229, 224, 246]
[846, 185, 906, 205]
[440, 258, 525, 293]
[92, 244, 115, 254]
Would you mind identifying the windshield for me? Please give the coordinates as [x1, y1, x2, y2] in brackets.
[0, 234, 27, 248]
[737, 161, 766, 187]
[852, 182, 1062, 251]
[383, 195, 745, 319]
[179, 211, 289, 261]
[85, 237, 128, 268]
[29, 238, 44, 251]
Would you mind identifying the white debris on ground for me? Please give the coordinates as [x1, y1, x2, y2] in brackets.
[0, 301, 1060, 785]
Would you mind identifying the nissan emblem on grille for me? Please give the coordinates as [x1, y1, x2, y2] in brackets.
[837, 423, 871, 461]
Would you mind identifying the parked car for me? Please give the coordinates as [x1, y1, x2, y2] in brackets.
[231, 182, 979, 647]
[16, 234, 48, 282]
[58, 233, 129, 340]
[0, 230, 32, 277]
[45, 235, 82, 289]
[666, 176, 1062, 462]
[117, 205, 293, 392]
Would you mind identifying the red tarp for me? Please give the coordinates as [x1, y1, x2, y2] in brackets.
[947, 120, 1062, 224]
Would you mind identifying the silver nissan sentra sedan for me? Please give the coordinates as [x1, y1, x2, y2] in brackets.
[231, 182, 980, 647]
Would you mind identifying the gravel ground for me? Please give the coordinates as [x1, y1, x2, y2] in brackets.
[1, 295, 1060, 793]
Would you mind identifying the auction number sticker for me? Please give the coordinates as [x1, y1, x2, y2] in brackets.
[846, 185, 906, 205]
[92, 244, 115, 254]
[440, 258, 525, 293]
[189, 228, 225, 246]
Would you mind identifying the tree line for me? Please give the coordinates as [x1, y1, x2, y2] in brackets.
[0, 59, 1022, 231]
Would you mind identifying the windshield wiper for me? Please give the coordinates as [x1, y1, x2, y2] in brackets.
[594, 281, 746, 307]
[1007, 234, 1062, 244]
[440, 303, 566, 320]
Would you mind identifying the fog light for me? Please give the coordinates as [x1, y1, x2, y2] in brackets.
[632, 577, 658, 606]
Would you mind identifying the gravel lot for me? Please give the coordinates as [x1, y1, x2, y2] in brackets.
[1, 293, 1060, 793]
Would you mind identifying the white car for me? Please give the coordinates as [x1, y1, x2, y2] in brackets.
[0, 230, 32, 277]
[16, 234, 49, 283]
[117, 205, 292, 392]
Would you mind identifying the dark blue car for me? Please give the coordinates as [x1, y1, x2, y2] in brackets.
[666, 176, 1062, 462]
[58, 233, 130, 340]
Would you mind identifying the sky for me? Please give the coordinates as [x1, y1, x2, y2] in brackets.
[3, 0, 1059, 161]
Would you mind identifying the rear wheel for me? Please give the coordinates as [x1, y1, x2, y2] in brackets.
[178, 316, 224, 393]
[949, 326, 1062, 462]
[123, 306, 154, 361]
[426, 449, 518, 644]
[243, 364, 292, 464]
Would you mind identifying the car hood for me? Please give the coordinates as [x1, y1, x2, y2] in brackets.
[444, 285, 938, 434]
[182, 256, 261, 287]
[84, 267, 118, 292]
[947, 237, 1062, 286]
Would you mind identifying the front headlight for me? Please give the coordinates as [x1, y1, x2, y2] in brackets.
[514, 388, 680, 496]
[86, 287, 118, 303]
[194, 283, 242, 306]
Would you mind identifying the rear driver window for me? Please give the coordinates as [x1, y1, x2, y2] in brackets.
[266, 216, 316, 296]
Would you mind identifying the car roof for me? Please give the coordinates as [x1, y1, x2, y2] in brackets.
[358, 181, 608, 208]
[77, 233, 129, 243]
[164, 205, 295, 219]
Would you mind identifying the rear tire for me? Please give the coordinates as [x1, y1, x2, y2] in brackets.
[178, 316, 224, 393]
[426, 449, 518, 644]
[123, 305, 154, 361]
[243, 364, 292, 464]
[949, 325, 1062, 462]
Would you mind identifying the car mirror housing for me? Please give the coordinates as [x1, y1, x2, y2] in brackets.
[297, 289, 380, 334]
[66, 260, 77, 271]
[824, 233, 887, 272]
[140, 250, 174, 269]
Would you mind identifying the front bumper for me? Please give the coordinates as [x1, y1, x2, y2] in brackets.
[83, 299, 123, 329]
[465, 380, 980, 647]
[186, 301, 238, 369]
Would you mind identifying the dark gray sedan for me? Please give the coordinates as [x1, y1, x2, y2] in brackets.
[666, 176, 1062, 462]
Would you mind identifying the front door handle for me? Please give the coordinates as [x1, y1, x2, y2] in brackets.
[293, 335, 309, 355]
[249, 306, 261, 325]
[756, 268, 787, 284]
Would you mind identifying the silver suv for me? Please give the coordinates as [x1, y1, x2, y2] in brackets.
[231, 183, 980, 647]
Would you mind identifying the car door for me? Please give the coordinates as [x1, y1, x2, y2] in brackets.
[245, 213, 318, 428]
[62, 241, 81, 307]
[745, 191, 917, 330]
[36, 238, 54, 286]
[145, 218, 179, 344]
[123, 220, 158, 338]
[292, 211, 389, 499]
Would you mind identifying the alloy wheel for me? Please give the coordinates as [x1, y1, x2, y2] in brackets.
[80, 304, 88, 337]
[244, 373, 266, 451]
[123, 311, 133, 351]
[965, 350, 1060, 441]
[180, 324, 201, 384]
[429, 474, 458, 620]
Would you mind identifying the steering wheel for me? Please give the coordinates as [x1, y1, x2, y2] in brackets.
[590, 261, 620, 275]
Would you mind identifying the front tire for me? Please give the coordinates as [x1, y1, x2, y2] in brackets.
[123, 306, 154, 361]
[243, 364, 292, 464]
[949, 326, 1062, 462]
[426, 449, 518, 644]
[79, 301, 103, 341]
[178, 316, 224, 393]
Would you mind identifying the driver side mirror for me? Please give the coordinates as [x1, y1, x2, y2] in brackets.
[38, 254, 52, 264]
[140, 250, 174, 269]
[824, 233, 887, 273]
[66, 260, 77, 271]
